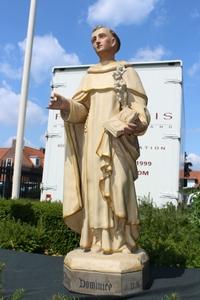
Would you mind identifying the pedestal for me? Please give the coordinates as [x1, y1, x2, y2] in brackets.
[63, 248, 149, 296]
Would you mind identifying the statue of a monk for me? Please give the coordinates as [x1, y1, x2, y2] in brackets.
[48, 26, 150, 255]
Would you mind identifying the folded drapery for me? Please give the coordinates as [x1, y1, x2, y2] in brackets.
[104, 106, 139, 137]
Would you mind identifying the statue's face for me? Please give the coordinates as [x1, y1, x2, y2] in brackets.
[91, 28, 116, 56]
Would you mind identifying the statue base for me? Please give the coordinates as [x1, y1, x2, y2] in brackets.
[63, 248, 149, 296]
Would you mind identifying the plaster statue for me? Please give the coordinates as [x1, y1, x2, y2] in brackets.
[48, 26, 150, 255]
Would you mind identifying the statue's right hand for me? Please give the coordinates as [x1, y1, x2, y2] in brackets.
[48, 92, 70, 111]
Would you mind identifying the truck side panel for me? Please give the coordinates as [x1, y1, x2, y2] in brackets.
[41, 61, 184, 206]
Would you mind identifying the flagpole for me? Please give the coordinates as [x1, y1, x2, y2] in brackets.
[12, 0, 37, 199]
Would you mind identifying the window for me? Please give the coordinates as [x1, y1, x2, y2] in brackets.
[6, 158, 13, 166]
[30, 156, 40, 167]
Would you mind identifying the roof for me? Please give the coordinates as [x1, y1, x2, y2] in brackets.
[0, 148, 9, 160]
[23, 147, 44, 167]
[180, 170, 200, 183]
[0, 143, 44, 168]
[188, 171, 200, 182]
[24, 147, 44, 159]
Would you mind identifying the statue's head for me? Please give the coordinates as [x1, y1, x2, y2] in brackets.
[91, 25, 121, 57]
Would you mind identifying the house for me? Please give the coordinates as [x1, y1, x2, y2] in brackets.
[0, 139, 44, 168]
[180, 169, 200, 188]
[0, 139, 45, 198]
[185, 170, 200, 188]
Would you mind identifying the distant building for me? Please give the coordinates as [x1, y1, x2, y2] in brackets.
[185, 171, 200, 188]
[180, 169, 200, 188]
[0, 139, 45, 199]
[0, 139, 44, 168]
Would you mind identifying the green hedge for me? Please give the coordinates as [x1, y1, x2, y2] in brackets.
[0, 195, 200, 268]
[0, 199, 79, 255]
[138, 198, 200, 268]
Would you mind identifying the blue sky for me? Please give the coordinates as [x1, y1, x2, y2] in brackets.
[0, 0, 200, 169]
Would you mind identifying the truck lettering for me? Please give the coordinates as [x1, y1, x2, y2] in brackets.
[138, 170, 149, 176]
[155, 112, 172, 120]
[140, 145, 166, 151]
[164, 112, 173, 120]
[55, 113, 61, 120]
[137, 161, 152, 166]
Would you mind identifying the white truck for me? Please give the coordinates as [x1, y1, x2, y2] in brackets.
[41, 60, 184, 206]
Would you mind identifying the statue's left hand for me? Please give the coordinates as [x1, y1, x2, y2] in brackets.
[124, 119, 146, 135]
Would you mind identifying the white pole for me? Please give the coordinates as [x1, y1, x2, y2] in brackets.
[11, 0, 37, 199]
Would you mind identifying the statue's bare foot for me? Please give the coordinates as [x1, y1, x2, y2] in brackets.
[90, 244, 102, 253]
[121, 245, 132, 254]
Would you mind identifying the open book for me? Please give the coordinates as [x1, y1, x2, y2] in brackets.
[104, 106, 139, 137]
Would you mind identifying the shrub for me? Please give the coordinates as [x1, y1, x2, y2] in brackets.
[9, 201, 37, 225]
[138, 200, 200, 268]
[188, 191, 200, 227]
[0, 199, 79, 255]
[0, 198, 199, 268]
[0, 218, 45, 253]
